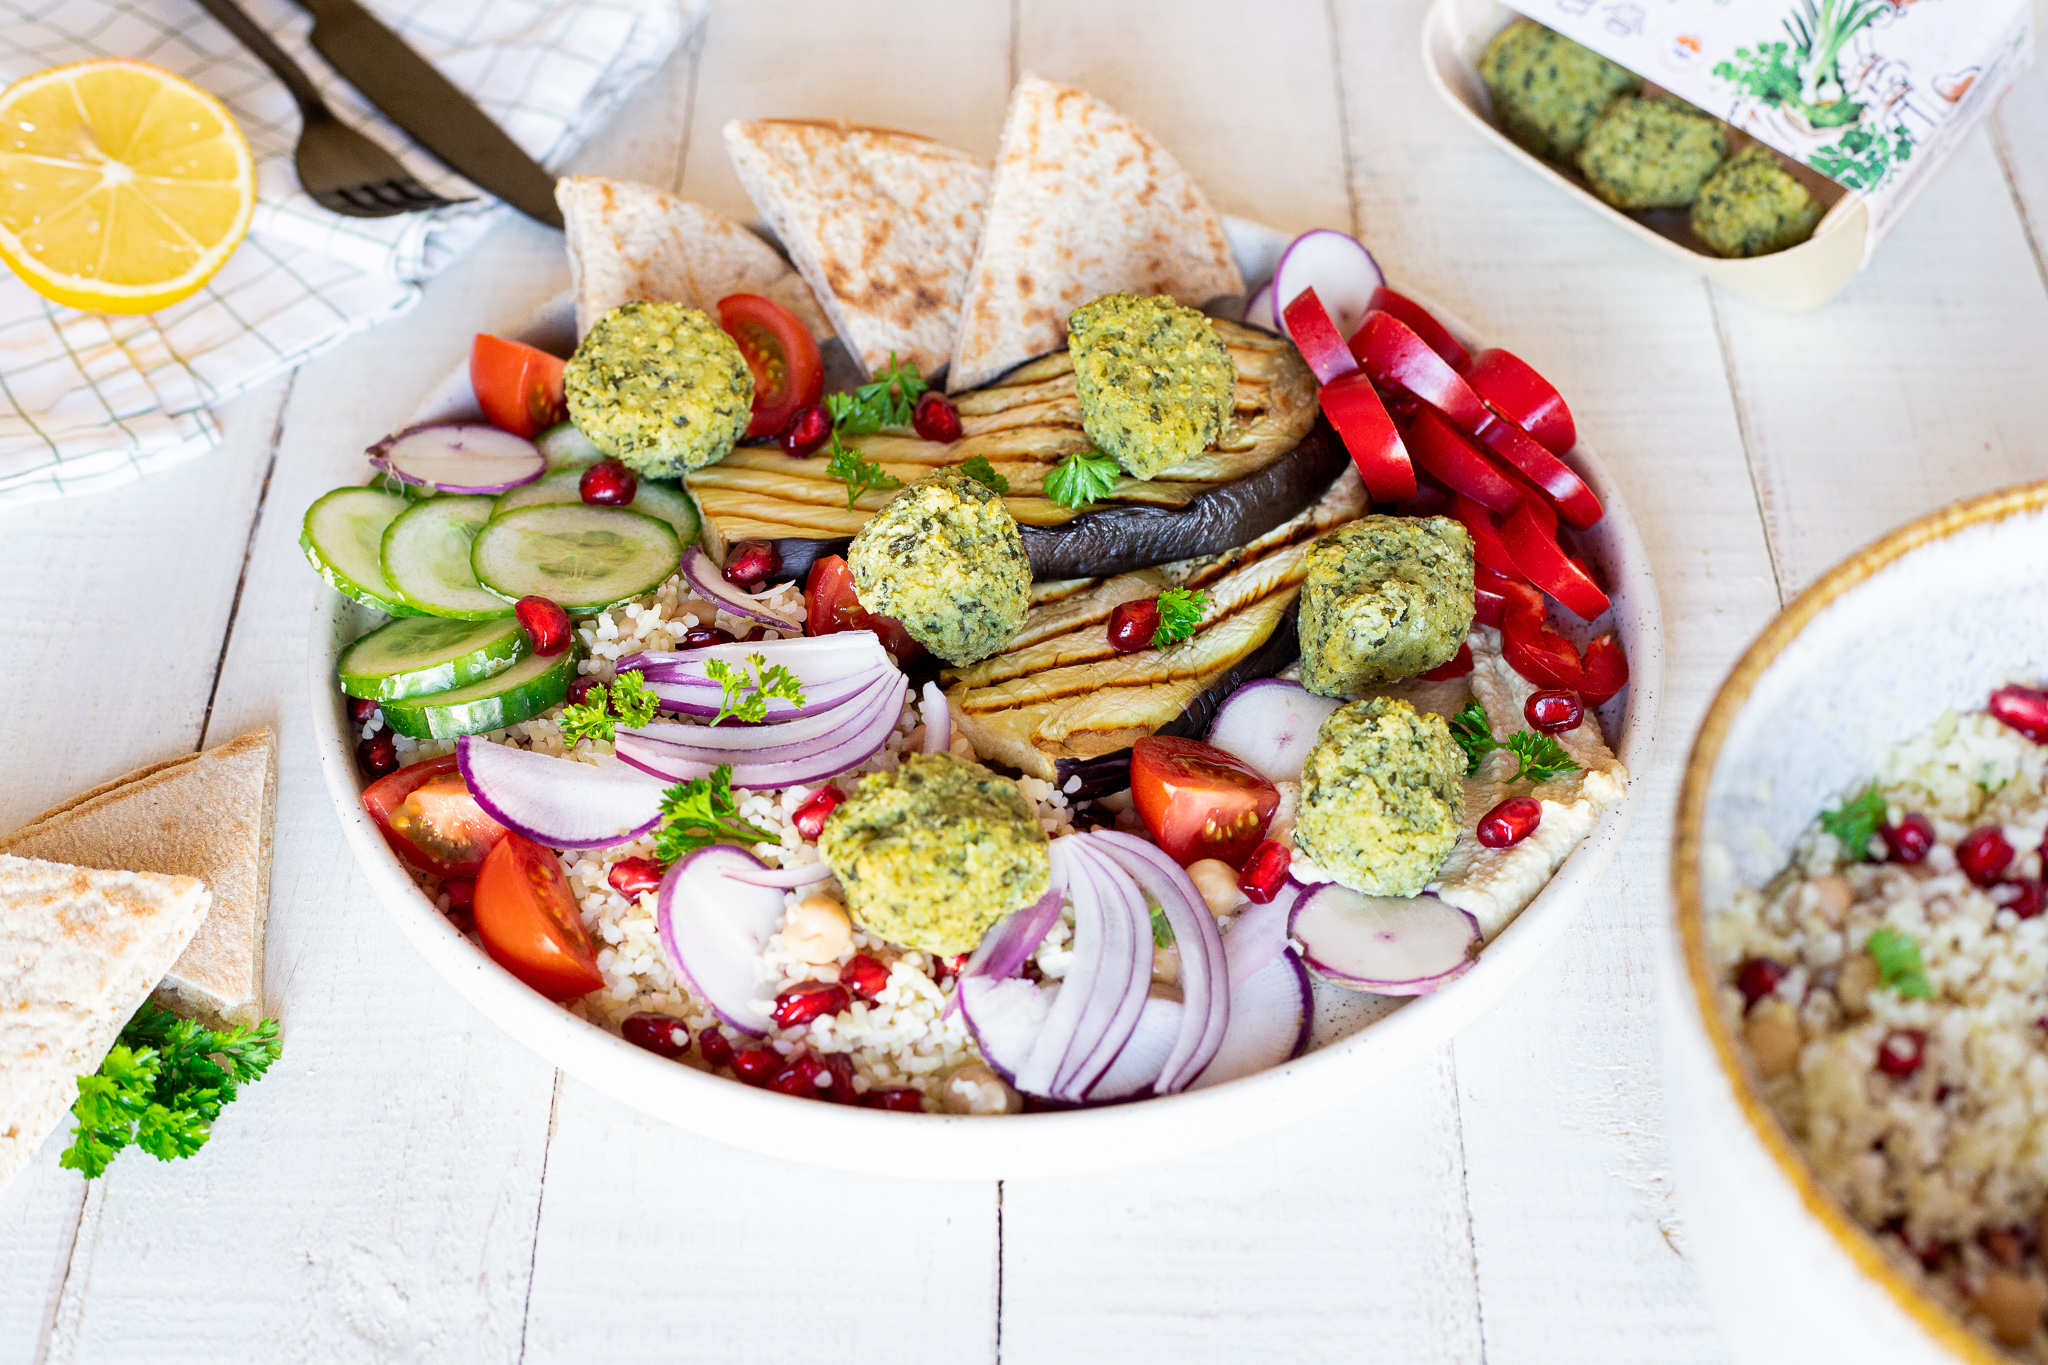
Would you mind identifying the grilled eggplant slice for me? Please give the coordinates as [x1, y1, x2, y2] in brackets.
[688, 319, 1327, 580]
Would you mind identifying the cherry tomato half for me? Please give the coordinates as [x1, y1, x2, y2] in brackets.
[718, 293, 824, 439]
[470, 334, 566, 438]
[474, 832, 604, 1001]
[803, 554, 924, 666]
[361, 755, 509, 878]
[1129, 736, 1279, 869]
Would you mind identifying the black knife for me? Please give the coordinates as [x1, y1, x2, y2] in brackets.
[291, 0, 564, 228]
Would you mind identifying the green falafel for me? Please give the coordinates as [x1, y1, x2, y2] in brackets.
[1294, 698, 1465, 898]
[1480, 20, 1642, 163]
[1068, 293, 1235, 481]
[1576, 96, 1728, 211]
[1690, 145, 1825, 258]
[848, 468, 1031, 666]
[564, 302, 753, 477]
[1297, 517, 1476, 697]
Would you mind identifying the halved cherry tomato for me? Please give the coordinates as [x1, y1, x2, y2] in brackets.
[361, 755, 509, 878]
[471, 334, 566, 438]
[1366, 286, 1470, 370]
[474, 832, 604, 1001]
[718, 294, 823, 439]
[803, 554, 924, 666]
[1130, 736, 1280, 869]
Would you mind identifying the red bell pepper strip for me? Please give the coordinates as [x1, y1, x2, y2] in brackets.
[1366, 286, 1470, 370]
[1500, 590, 1584, 691]
[1319, 371, 1416, 502]
[1472, 564, 1521, 629]
[1401, 406, 1523, 515]
[1280, 287, 1360, 385]
[1501, 500, 1611, 620]
[1447, 493, 1521, 578]
[1579, 632, 1629, 705]
[1417, 643, 1474, 682]
[1469, 406, 1601, 530]
[1461, 348, 1576, 455]
[1349, 311, 1492, 432]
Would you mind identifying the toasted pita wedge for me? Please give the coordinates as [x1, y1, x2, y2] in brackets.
[0, 854, 210, 1189]
[555, 174, 831, 341]
[724, 119, 991, 380]
[947, 75, 1244, 393]
[3, 729, 276, 1029]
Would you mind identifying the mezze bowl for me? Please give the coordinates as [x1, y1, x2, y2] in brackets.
[1668, 481, 2048, 1365]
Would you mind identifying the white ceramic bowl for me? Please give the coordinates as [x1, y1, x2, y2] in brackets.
[1668, 482, 2048, 1365]
[311, 219, 1664, 1179]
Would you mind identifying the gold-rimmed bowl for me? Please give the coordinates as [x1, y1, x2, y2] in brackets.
[1669, 481, 2048, 1364]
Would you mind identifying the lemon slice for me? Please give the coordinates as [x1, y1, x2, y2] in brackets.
[0, 59, 255, 315]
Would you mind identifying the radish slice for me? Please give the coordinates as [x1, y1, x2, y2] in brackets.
[1189, 950, 1312, 1090]
[654, 846, 789, 1035]
[1206, 679, 1341, 784]
[1292, 885, 1480, 995]
[679, 548, 802, 630]
[957, 975, 1054, 1087]
[722, 861, 836, 889]
[1271, 229, 1384, 345]
[1242, 280, 1277, 332]
[455, 736, 666, 849]
[1090, 831, 1230, 1094]
[920, 681, 950, 754]
[1222, 879, 1302, 989]
[1084, 996, 1184, 1102]
[369, 423, 546, 495]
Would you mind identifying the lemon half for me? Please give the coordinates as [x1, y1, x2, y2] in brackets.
[0, 59, 256, 314]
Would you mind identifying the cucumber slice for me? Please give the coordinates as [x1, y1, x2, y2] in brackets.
[302, 487, 425, 616]
[381, 495, 512, 619]
[379, 648, 577, 740]
[491, 468, 700, 548]
[337, 616, 528, 701]
[536, 422, 606, 470]
[471, 504, 682, 613]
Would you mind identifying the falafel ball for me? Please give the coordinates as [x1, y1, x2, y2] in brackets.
[848, 468, 1031, 666]
[1576, 96, 1728, 211]
[564, 301, 753, 477]
[1690, 145, 1825, 258]
[1480, 20, 1642, 163]
[1297, 517, 1477, 698]
[1068, 293, 1235, 480]
[817, 752, 1052, 955]
[1294, 697, 1465, 898]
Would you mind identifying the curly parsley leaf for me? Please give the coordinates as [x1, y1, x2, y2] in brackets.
[651, 763, 778, 862]
[703, 652, 807, 727]
[1821, 783, 1887, 861]
[1042, 448, 1122, 508]
[61, 1004, 281, 1178]
[557, 670, 662, 746]
[1865, 927, 1933, 1001]
[1151, 588, 1210, 648]
[826, 352, 928, 436]
[959, 455, 1010, 496]
[1447, 702, 1580, 784]
[824, 430, 902, 509]
[1448, 702, 1498, 777]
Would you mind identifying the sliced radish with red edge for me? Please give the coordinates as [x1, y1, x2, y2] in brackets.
[655, 846, 790, 1035]
[1189, 950, 1312, 1090]
[1205, 678, 1341, 785]
[369, 423, 546, 495]
[1292, 885, 1479, 995]
[1271, 229, 1384, 345]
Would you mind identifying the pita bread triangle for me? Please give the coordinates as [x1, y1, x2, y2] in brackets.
[0, 854, 210, 1190]
[947, 75, 1245, 394]
[556, 174, 832, 341]
[723, 119, 991, 380]
[2, 728, 277, 1030]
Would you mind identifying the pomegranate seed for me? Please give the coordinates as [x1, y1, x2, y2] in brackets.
[768, 1052, 830, 1098]
[841, 953, 890, 1000]
[621, 1012, 691, 1059]
[1882, 812, 1935, 864]
[696, 1028, 735, 1070]
[1992, 879, 2047, 920]
[515, 595, 572, 656]
[347, 695, 379, 725]
[1524, 690, 1583, 734]
[934, 954, 969, 983]
[565, 675, 602, 707]
[822, 1052, 859, 1104]
[579, 459, 638, 507]
[357, 733, 398, 778]
[731, 1046, 780, 1086]
[443, 877, 475, 914]
[793, 786, 844, 840]
[912, 391, 963, 443]
[1959, 826, 2015, 886]
[781, 403, 831, 458]
[1239, 839, 1292, 904]
[1734, 956, 1788, 1012]
[1107, 598, 1161, 654]
[738, 626, 771, 643]
[1876, 1028, 1926, 1077]
[771, 981, 850, 1028]
[1476, 796, 1543, 849]
[608, 856, 665, 899]
[678, 624, 736, 649]
[1989, 684, 2048, 743]
[1981, 1228, 2032, 1268]
[723, 540, 781, 590]
[863, 1087, 926, 1112]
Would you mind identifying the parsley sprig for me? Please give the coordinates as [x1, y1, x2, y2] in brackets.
[1865, 927, 1933, 1000]
[824, 435, 901, 508]
[817, 353, 927, 508]
[959, 455, 1010, 496]
[62, 1002, 282, 1178]
[703, 652, 807, 727]
[651, 763, 778, 862]
[558, 670, 661, 746]
[1152, 588, 1210, 648]
[1150, 903, 1174, 948]
[1043, 448, 1122, 508]
[1820, 784, 1887, 862]
[1447, 701, 1580, 784]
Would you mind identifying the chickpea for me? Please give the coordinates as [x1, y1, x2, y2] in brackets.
[1148, 980, 1185, 1004]
[1809, 873, 1854, 927]
[950, 734, 977, 762]
[1837, 952, 1879, 1019]
[941, 1062, 1022, 1115]
[1974, 1270, 2048, 1348]
[784, 894, 852, 965]
[1152, 942, 1181, 986]
[1744, 1002, 1801, 1080]
[1186, 858, 1242, 919]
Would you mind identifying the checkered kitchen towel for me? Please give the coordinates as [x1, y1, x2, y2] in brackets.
[0, 0, 700, 505]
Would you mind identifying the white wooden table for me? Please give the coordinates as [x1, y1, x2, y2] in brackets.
[4, 2, 2045, 1360]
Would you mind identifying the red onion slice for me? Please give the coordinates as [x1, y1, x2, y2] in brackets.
[654, 845, 789, 1035]
[614, 671, 904, 789]
[643, 670, 879, 720]
[1292, 885, 1479, 994]
[621, 671, 899, 753]
[1054, 839, 1151, 1102]
[455, 736, 667, 850]
[369, 423, 546, 495]
[622, 634, 891, 720]
[1013, 841, 1101, 1100]
[963, 885, 1064, 983]
[679, 547, 802, 630]
[956, 975, 1053, 1088]
[1089, 831, 1231, 1094]
[920, 681, 950, 755]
